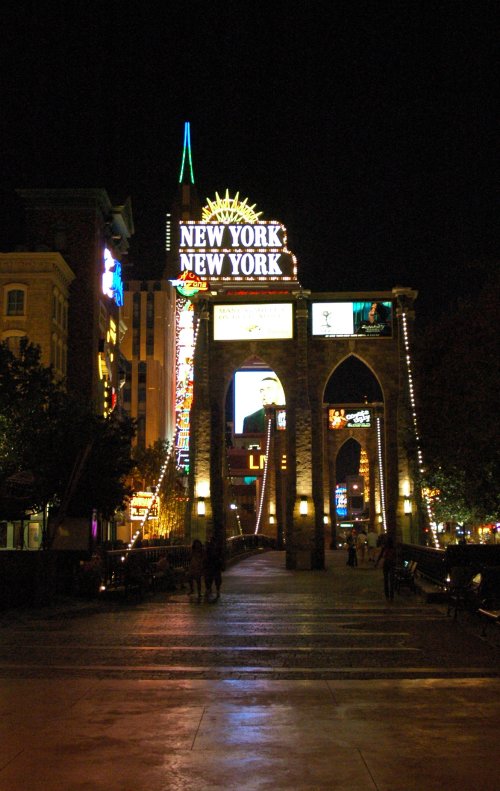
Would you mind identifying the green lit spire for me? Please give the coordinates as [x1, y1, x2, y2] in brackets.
[178, 121, 195, 185]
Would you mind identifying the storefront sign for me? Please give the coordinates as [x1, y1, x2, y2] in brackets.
[129, 492, 159, 520]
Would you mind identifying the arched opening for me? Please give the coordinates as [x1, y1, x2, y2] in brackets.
[324, 355, 383, 403]
[325, 356, 383, 548]
[224, 358, 287, 539]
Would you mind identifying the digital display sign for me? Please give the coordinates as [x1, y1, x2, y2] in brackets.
[214, 303, 293, 341]
[312, 301, 392, 337]
[102, 248, 124, 307]
[234, 369, 286, 434]
[329, 408, 371, 429]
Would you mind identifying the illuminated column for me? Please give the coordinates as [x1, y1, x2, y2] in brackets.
[188, 301, 213, 541]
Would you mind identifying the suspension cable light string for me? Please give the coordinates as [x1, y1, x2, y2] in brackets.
[128, 441, 176, 550]
[400, 311, 439, 548]
[376, 415, 388, 533]
[254, 413, 273, 535]
[129, 309, 202, 552]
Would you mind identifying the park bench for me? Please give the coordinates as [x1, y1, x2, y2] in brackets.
[477, 607, 500, 638]
[394, 560, 418, 593]
[473, 566, 500, 639]
[446, 566, 480, 620]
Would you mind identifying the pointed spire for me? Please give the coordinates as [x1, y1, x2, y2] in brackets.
[178, 121, 195, 185]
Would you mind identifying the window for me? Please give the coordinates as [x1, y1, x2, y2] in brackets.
[6, 288, 25, 316]
[3, 333, 26, 356]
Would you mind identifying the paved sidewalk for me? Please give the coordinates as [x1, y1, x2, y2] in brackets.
[0, 550, 498, 790]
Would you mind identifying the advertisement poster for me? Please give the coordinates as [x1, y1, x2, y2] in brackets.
[214, 303, 293, 341]
[312, 301, 392, 337]
[234, 369, 286, 434]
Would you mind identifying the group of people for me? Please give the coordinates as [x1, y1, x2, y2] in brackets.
[188, 536, 224, 602]
[345, 527, 380, 566]
[346, 528, 397, 601]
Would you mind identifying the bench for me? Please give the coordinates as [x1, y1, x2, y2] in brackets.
[477, 608, 500, 638]
[446, 566, 480, 620]
[395, 560, 418, 593]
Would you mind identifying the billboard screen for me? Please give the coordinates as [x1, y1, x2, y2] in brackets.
[329, 407, 371, 429]
[234, 369, 286, 434]
[312, 301, 393, 337]
[214, 303, 293, 341]
[335, 484, 348, 518]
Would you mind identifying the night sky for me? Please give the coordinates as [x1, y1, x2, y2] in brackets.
[1, 2, 497, 323]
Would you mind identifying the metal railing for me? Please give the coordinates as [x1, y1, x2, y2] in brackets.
[399, 543, 500, 588]
[102, 534, 277, 590]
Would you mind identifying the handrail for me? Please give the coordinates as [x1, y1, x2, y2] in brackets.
[102, 534, 277, 589]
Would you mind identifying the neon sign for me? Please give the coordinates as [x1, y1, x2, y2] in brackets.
[177, 192, 297, 283]
[175, 298, 195, 473]
[170, 269, 209, 297]
[102, 248, 124, 307]
[335, 484, 348, 517]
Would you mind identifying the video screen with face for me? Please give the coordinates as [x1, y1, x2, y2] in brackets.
[234, 369, 286, 434]
[312, 301, 393, 337]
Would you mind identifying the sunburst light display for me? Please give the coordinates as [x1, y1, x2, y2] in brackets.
[202, 190, 263, 224]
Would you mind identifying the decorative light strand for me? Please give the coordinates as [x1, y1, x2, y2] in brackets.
[400, 311, 439, 548]
[376, 415, 387, 533]
[254, 414, 273, 535]
[127, 442, 175, 551]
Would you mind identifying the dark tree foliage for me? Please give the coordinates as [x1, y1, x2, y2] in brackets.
[65, 411, 136, 520]
[131, 439, 170, 491]
[0, 341, 136, 523]
[414, 267, 500, 523]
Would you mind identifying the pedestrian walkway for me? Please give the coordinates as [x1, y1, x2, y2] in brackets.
[0, 550, 498, 790]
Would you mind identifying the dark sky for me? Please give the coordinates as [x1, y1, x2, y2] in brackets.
[1, 2, 497, 322]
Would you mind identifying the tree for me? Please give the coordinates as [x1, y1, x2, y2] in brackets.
[414, 266, 500, 524]
[0, 340, 137, 537]
[130, 440, 187, 541]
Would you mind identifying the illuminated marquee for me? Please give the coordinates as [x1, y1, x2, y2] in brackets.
[175, 298, 195, 473]
[178, 192, 297, 283]
[102, 248, 124, 307]
[227, 449, 268, 476]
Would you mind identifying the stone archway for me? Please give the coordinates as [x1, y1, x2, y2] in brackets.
[323, 355, 384, 549]
[223, 357, 288, 543]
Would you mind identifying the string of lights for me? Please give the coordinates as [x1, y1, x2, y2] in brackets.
[127, 441, 175, 550]
[400, 311, 439, 547]
[254, 413, 273, 535]
[376, 415, 387, 533]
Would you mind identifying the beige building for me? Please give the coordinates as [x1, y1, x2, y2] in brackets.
[121, 279, 176, 450]
[0, 252, 75, 378]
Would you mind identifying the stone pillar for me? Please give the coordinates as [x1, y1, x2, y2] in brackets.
[393, 286, 419, 543]
[287, 294, 315, 570]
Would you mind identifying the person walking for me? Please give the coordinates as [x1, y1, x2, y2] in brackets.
[375, 535, 396, 601]
[346, 531, 358, 567]
[188, 539, 204, 601]
[204, 535, 224, 601]
[356, 529, 367, 563]
[366, 527, 378, 562]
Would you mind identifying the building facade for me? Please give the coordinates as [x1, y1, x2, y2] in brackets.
[121, 278, 176, 449]
[0, 252, 75, 378]
[17, 189, 133, 413]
